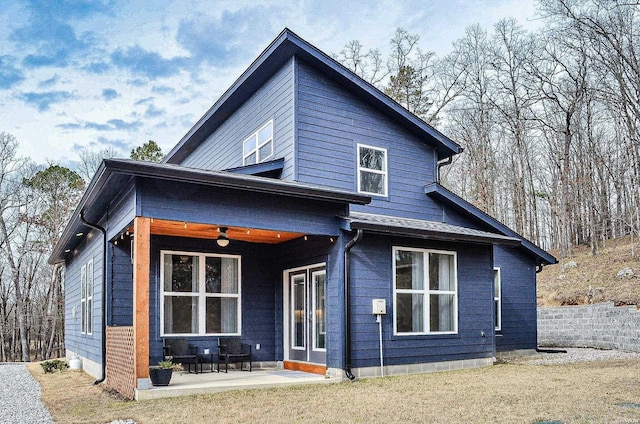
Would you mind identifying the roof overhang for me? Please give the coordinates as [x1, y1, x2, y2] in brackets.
[164, 28, 462, 164]
[424, 183, 557, 265]
[341, 212, 521, 246]
[49, 158, 370, 264]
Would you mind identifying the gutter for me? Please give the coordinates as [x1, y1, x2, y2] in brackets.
[436, 156, 452, 184]
[343, 229, 363, 381]
[80, 209, 108, 385]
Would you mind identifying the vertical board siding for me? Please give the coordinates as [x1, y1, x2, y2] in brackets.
[181, 59, 296, 180]
[348, 234, 495, 367]
[494, 245, 538, 351]
[64, 229, 104, 365]
[295, 60, 440, 219]
[110, 243, 133, 327]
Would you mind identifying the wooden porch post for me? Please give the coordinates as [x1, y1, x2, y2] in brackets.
[133, 217, 150, 386]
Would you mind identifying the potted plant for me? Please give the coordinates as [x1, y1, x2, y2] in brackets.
[149, 360, 177, 386]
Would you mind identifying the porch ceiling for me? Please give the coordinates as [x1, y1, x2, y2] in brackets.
[125, 218, 304, 244]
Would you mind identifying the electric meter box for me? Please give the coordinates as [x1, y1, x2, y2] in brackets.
[372, 298, 386, 315]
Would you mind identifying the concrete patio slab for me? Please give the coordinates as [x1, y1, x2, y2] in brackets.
[135, 368, 338, 400]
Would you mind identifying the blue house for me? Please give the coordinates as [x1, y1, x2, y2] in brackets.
[50, 29, 555, 398]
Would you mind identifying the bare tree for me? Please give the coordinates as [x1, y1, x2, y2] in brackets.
[76, 147, 118, 182]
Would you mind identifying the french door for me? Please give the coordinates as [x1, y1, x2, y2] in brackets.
[285, 264, 326, 364]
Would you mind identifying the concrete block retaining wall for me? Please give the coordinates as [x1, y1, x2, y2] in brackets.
[538, 302, 640, 352]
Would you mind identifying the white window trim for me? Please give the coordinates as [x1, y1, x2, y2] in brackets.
[290, 272, 307, 351]
[494, 267, 501, 332]
[80, 260, 93, 335]
[243, 120, 274, 165]
[282, 262, 326, 362]
[392, 247, 458, 336]
[160, 250, 242, 337]
[311, 269, 327, 353]
[357, 143, 388, 197]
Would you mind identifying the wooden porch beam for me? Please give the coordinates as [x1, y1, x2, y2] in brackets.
[132, 217, 150, 385]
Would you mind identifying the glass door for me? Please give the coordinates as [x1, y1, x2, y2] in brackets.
[286, 265, 326, 364]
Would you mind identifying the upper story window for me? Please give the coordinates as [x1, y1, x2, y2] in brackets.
[243, 121, 273, 165]
[357, 144, 387, 196]
[161, 251, 241, 336]
[393, 247, 457, 335]
[80, 259, 93, 335]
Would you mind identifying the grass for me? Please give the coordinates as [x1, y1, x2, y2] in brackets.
[538, 235, 640, 307]
[29, 357, 640, 424]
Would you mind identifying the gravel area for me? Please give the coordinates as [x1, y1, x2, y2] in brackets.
[0, 363, 53, 424]
[525, 347, 640, 365]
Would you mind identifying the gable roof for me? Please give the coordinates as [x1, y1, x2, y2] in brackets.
[424, 182, 557, 266]
[49, 158, 370, 264]
[164, 28, 463, 164]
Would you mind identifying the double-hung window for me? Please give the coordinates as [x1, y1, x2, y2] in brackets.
[243, 121, 273, 165]
[357, 144, 387, 196]
[80, 260, 93, 335]
[161, 251, 241, 336]
[393, 247, 457, 335]
[494, 268, 501, 331]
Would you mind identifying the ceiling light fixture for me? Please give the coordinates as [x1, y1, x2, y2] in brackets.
[217, 227, 230, 247]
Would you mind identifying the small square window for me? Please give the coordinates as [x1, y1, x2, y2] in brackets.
[243, 121, 273, 165]
[357, 144, 387, 196]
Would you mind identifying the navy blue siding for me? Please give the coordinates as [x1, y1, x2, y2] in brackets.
[139, 178, 347, 236]
[104, 183, 135, 241]
[348, 234, 495, 367]
[494, 245, 537, 351]
[64, 228, 105, 365]
[148, 236, 280, 364]
[273, 234, 344, 368]
[436, 201, 539, 351]
[181, 59, 296, 180]
[295, 60, 440, 219]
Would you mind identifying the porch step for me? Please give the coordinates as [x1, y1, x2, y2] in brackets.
[283, 361, 326, 375]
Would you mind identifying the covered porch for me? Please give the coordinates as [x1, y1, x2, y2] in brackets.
[51, 159, 369, 399]
[107, 215, 345, 399]
[134, 367, 338, 400]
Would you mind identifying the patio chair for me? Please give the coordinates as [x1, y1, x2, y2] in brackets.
[163, 338, 200, 373]
[217, 337, 252, 372]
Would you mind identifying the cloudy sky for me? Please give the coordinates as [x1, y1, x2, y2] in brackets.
[0, 0, 542, 167]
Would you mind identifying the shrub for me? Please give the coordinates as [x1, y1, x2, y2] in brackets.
[41, 359, 69, 373]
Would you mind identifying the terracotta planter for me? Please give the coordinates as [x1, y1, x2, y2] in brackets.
[149, 367, 173, 386]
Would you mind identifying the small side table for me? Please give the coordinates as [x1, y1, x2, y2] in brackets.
[197, 351, 218, 373]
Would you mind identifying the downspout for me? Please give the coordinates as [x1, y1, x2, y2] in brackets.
[436, 156, 453, 184]
[344, 229, 363, 381]
[79, 209, 107, 385]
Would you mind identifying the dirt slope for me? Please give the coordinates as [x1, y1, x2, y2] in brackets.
[537, 235, 640, 307]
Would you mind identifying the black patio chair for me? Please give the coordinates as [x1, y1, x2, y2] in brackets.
[163, 338, 200, 373]
[217, 337, 252, 372]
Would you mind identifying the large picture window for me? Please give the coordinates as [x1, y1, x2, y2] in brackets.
[161, 251, 241, 336]
[393, 247, 457, 335]
[357, 144, 387, 196]
[80, 260, 93, 335]
[243, 121, 273, 165]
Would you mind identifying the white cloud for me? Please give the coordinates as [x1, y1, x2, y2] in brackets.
[0, 0, 541, 166]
